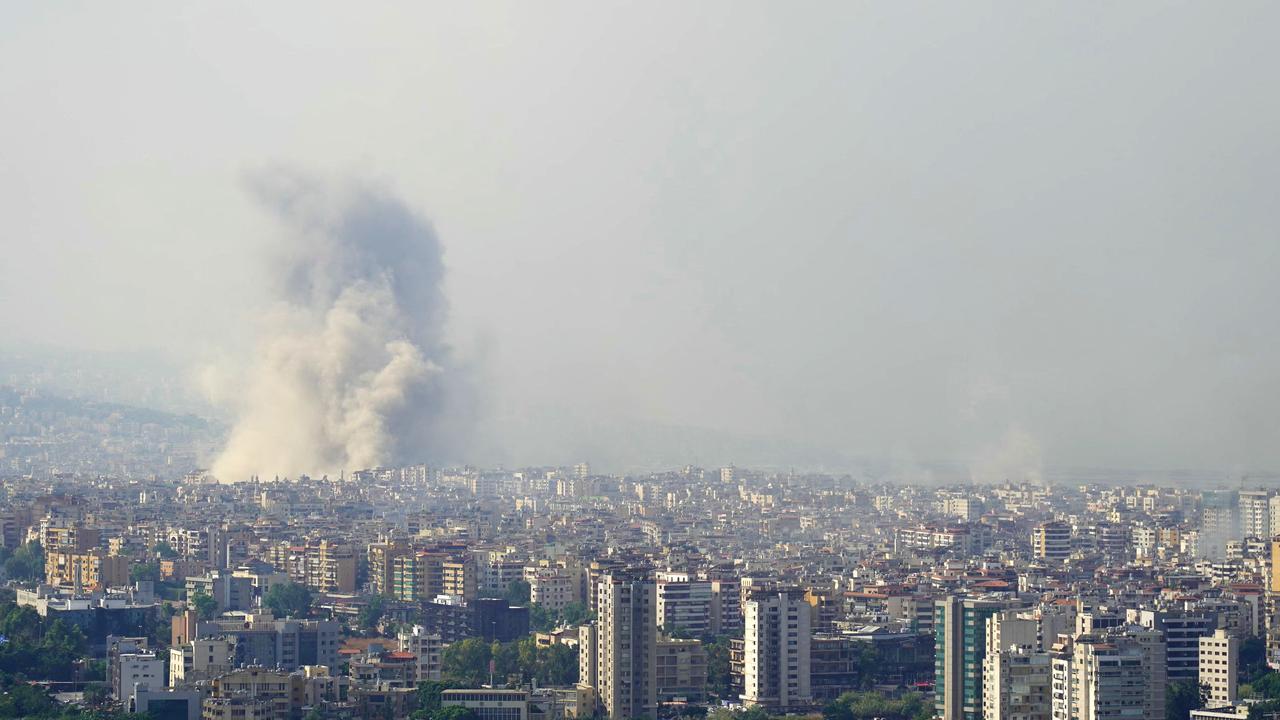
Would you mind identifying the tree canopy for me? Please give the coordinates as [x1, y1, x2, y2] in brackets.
[263, 582, 312, 618]
[441, 636, 578, 688]
[823, 690, 933, 720]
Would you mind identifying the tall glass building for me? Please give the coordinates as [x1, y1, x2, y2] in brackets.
[935, 596, 1019, 720]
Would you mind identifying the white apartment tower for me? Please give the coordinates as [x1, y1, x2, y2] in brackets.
[983, 647, 1051, 720]
[398, 625, 443, 682]
[1239, 489, 1272, 540]
[1050, 627, 1166, 720]
[1199, 629, 1239, 708]
[982, 611, 1052, 720]
[742, 588, 811, 712]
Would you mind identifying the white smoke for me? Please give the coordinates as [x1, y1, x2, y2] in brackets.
[208, 169, 466, 481]
[968, 425, 1045, 485]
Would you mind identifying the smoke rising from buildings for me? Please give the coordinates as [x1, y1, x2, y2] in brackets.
[208, 170, 466, 481]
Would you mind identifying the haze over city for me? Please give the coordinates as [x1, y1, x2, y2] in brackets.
[3, 2, 1279, 478]
[9, 7, 1280, 720]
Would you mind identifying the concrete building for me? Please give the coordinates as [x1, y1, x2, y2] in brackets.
[531, 569, 577, 611]
[304, 540, 356, 594]
[655, 638, 707, 702]
[481, 558, 527, 597]
[367, 538, 409, 596]
[195, 616, 341, 671]
[656, 571, 713, 637]
[742, 588, 811, 712]
[1199, 629, 1239, 708]
[442, 558, 477, 601]
[201, 695, 275, 720]
[935, 596, 1018, 720]
[1239, 490, 1272, 540]
[1129, 608, 1214, 681]
[39, 519, 99, 553]
[580, 570, 658, 720]
[133, 687, 202, 720]
[1050, 627, 1165, 720]
[442, 689, 529, 720]
[110, 637, 165, 706]
[708, 575, 742, 637]
[208, 666, 303, 720]
[185, 571, 254, 613]
[169, 637, 233, 686]
[45, 549, 128, 590]
[398, 624, 443, 682]
[983, 647, 1050, 720]
[1032, 522, 1072, 564]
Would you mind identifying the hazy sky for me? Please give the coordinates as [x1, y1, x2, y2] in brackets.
[2, 2, 1279, 476]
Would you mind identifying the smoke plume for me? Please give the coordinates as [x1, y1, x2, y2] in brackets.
[968, 425, 1045, 486]
[208, 169, 466, 481]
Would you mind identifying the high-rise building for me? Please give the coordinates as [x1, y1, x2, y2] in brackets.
[45, 549, 128, 591]
[39, 518, 99, 554]
[1202, 491, 1240, 559]
[1050, 627, 1165, 720]
[742, 588, 811, 712]
[367, 539, 409, 596]
[1240, 489, 1272, 539]
[656, 571, 713, 637]
[1129, 609, 1215, 681]
[441, 558, 477, 601]
[110, 638, 164, 705]
[983, 647, 1050, 720]
[304, 540, 356, 594]
[1032, 522, 1072, 564]
[580, 570, 658, 720]
[982, 611, 1053, 720]
[705, 572, 742, 637]
[1268, 496, 1280, 539]
[1270, 538, 1280, 596]
[655, 638, 707, 702]
[398, 625, 443, 682]
[168, 637, 233, 686]
[530, 569, 576, 611]
[934, 596, 1018, 720]
[1199, 629, 1239, 708]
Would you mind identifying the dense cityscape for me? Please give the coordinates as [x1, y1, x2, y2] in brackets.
[4, 396, 1280, 720]
[5, 2, 1278, 720]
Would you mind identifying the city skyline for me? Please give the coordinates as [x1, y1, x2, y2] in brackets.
[3, 2, 1280, 476]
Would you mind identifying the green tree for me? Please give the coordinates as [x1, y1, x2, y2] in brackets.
[3, 541, 44, 582]
[442, 638, 493, 686]
[704, 637, 732, 698]
[539, 643, 578, 686]
[663, 621, 693, 639]
[190, 591, 219, 620]
[263, 582, 312, 618]
[130, 562, 161, 584]
[708, 707, 770, 720]
[1166, 681, 1208, 720]
[360, 595, 387, 630]
[504, 580, 531, 606]
[559, 602, 591, 627]
[824, 690, 932, 720]
[1242, 636, 1268, 681]
[432, 706, 480, 720]
[417, 680, 456, 715]
[528, 603, 555, 632]
[1253, 671, 1280, 699]
[83, 682, 111, 707]
[153, 541, 179, 559]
